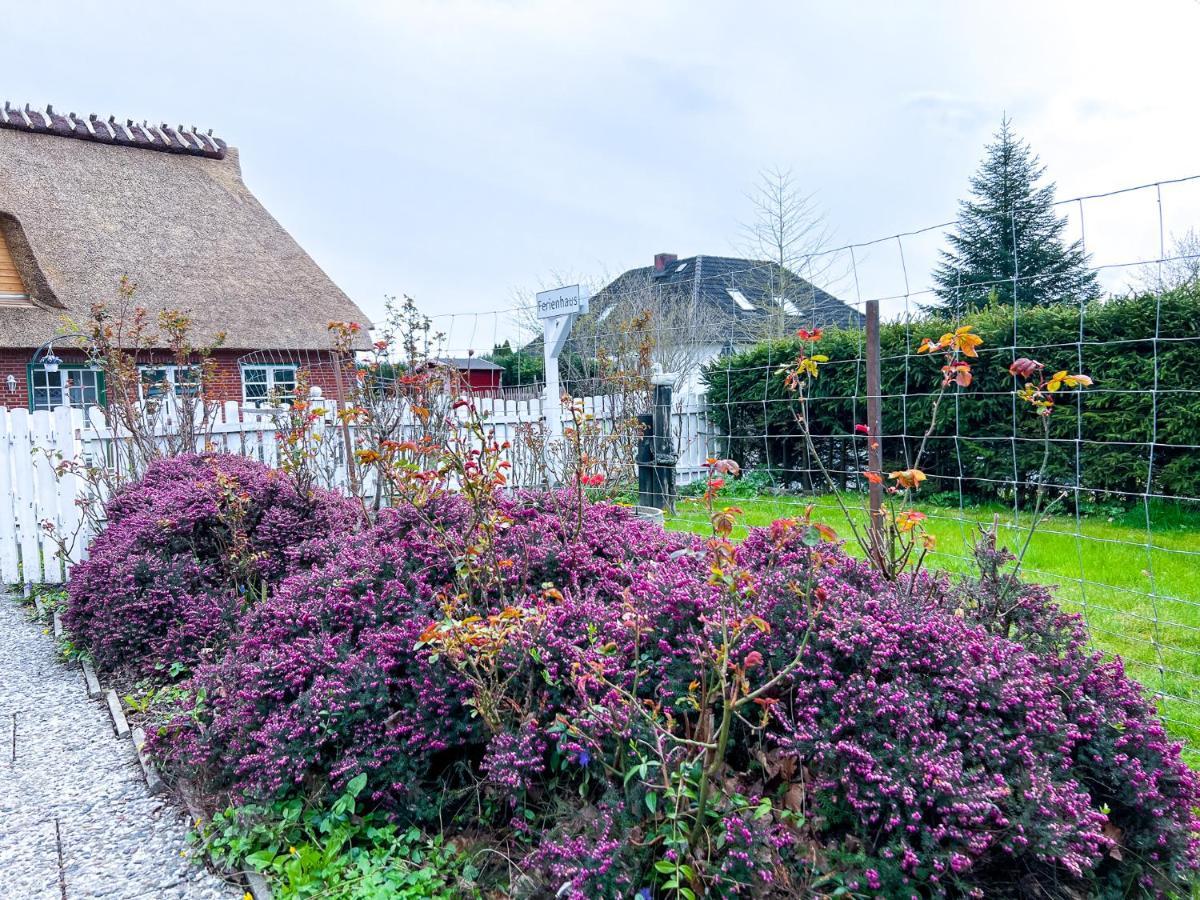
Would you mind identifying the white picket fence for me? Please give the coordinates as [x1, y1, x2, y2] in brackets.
[0, 392, 715, 586]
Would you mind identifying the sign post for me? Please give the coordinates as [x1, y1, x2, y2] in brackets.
[535, 285, 587, 444]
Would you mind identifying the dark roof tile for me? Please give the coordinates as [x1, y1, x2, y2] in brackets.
[590, 254, 863, 341]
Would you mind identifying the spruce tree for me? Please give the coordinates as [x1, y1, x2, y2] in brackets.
[933, 117, 1099, 314]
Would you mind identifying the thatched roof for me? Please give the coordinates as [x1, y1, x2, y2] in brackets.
[0, 103, 370, 350]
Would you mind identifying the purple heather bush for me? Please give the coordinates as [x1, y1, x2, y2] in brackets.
[153, 494, 703, 812]
[147, 494, 1198, 897]
[65, 454, 362, 675]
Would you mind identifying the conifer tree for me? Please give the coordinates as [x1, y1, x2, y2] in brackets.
[933, 117, 1099, 314]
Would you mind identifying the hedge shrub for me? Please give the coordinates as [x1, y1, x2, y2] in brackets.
[65, 454, 362, 675]
[702, 288, 1200, 501]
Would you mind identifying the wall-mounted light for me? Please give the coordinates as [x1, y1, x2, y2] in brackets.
[5, 375, 15, 392]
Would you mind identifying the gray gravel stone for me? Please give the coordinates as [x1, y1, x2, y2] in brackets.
[0, 595, 242, 899]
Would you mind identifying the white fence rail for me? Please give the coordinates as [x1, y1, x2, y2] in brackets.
[0, 392, 715, 586]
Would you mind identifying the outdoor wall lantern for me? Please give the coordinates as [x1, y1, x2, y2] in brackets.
[5, 375, 15, 392]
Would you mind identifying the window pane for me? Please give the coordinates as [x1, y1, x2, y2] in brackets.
[242, 367, 268, 402]
[31, 370, 64, 410]
[140, 367, 172, 400]
[270, 367, 297, 398]
[69, 370, 101, 407]
[176, 365, 202, 397]
[32, 388, 52, 411]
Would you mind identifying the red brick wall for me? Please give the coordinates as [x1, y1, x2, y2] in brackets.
[0, 347, 351, 410]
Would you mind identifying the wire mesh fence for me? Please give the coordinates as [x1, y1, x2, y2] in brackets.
[405, 173, 1200, 757]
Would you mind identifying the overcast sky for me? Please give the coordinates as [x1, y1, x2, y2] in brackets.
[7, 0, 1200, 350]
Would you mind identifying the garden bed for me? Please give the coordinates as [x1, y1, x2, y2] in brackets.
[54, 453, 1200, 898]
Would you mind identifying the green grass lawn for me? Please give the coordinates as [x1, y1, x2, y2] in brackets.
[666, 493, 1200, 764]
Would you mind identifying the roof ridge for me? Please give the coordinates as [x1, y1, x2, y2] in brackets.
[0, 102, 226, 159]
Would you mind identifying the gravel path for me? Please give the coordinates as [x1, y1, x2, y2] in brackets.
[0, 596, 242, 899]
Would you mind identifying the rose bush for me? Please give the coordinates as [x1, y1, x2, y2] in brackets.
[144, 492, 1199, 897]
[65, 454, 362, 675]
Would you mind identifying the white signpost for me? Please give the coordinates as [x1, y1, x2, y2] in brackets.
[536, 284, 587, 444]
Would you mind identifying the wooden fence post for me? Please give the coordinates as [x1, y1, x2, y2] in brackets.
[866, 300, 884, 560]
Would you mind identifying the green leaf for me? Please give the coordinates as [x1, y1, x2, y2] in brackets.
[346, 772, 368, 798]
[244, 849, 276, 870]
[645, 792, 658, 814]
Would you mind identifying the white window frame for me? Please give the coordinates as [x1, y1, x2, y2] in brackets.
[240, 363, 298, 405]
[137, 364, 202, 401]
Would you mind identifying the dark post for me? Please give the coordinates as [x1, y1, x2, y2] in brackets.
[651, 375, 677, 513]
[636, 413, 656, 507]
[866, 299, 883, 560]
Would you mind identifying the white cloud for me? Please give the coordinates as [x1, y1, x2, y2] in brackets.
[4, 0, 1200, 345]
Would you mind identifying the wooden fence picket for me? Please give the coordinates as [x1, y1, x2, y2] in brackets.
[0, 410, 18, 584]
[0, 391, 714, 584]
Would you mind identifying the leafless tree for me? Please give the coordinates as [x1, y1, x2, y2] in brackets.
[509, 268, 726, 398]
[1132, 228, 1200, 294]
[739, 167, 840, 340]
[565, 271, 726, 396]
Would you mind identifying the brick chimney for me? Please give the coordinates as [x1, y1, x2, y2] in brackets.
[654, 252, 678, 272]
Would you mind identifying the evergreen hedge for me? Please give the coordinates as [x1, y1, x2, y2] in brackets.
[701, 288, 1200, 502]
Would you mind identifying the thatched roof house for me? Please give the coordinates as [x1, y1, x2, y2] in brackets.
[0, 102, 370, 410]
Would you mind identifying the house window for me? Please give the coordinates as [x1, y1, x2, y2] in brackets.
[241, 364, 298, 404]
[28, 365, 105, 411]
[139, 365, 201, 400]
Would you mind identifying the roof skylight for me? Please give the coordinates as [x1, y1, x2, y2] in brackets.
[776, 296, 804, 316]
[727, 289, 755, 312]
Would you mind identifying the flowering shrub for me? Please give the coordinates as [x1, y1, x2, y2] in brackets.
[65, 454, 362, 674]
[153, 494, 703, 811]
[150, 492, 1199, 897]
[744, 524, 1199, 896]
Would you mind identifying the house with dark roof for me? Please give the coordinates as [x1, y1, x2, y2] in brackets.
[572, 252, 862, 391]
[0, 102, 370, 411]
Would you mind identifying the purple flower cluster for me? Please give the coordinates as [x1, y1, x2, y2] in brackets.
[740, 523, 1200, 896]
[521, 801, 639, 899]
[65, 454, 361, 675]
[114, 480, 1198, 895]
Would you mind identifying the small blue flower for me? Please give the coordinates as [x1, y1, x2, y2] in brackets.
[578, 750, 591, 767]
[636, 890, 652, 900]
